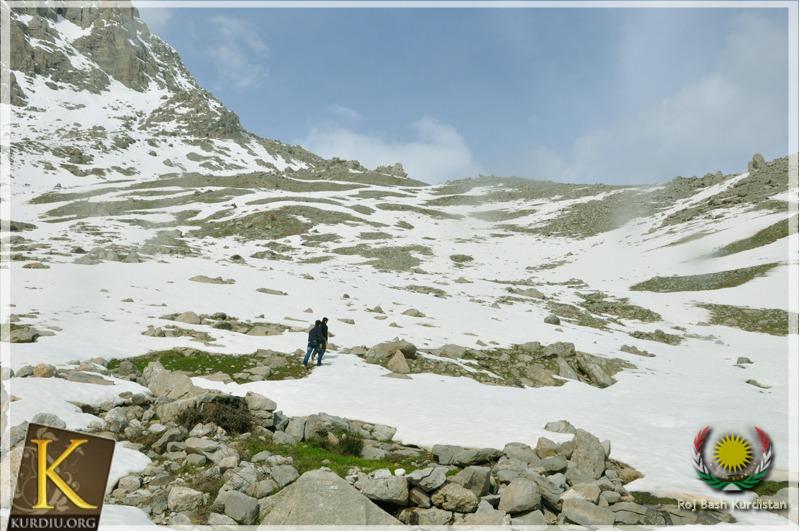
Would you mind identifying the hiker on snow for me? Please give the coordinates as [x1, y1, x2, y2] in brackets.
[317, 317, 329, 362]
[303, 320, 324, 367]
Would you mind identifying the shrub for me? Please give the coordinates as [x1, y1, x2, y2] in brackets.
[177, 395, 252, 434]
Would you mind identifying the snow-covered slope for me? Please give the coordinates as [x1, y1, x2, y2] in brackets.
[2, 4, 798, 528]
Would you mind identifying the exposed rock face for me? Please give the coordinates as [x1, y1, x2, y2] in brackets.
[260, 469, 400, 525]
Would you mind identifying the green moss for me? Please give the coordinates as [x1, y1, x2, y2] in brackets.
[698, 303, 797, 336]
[712, 215, 798, 257]
[630, 263, 780, 292]
[358, 231, 392, 240]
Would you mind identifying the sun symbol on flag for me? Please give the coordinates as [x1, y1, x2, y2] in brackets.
[713, 434, 753, 473]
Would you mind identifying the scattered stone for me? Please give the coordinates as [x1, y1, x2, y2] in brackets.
[431, 483, 478, 513]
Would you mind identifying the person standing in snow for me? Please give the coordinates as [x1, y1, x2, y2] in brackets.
[303, 320, 323, 367]
[316, 317, 329, 364]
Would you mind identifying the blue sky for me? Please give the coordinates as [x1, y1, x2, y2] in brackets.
[139, 6, 790, 184]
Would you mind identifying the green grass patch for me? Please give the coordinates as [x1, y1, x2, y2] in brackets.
[712, 215, 798, 257]
[750, 480, 789, 497]
[631, 491, 680, 506]
[630, 263, 780, 292]
[578, 293, 661, 322]
[236, 436, 423, 478]
[698, 303, 797, 336]
[107, 349, 306, 383]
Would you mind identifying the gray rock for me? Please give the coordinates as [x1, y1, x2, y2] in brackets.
[174, 311, 201, 324]
[366, 340, 417, 363]
[185, 437, 218, 454]
[224, 491, 259, 524]
[407, 466, 448, 492]
[449, 466, 491, 497]
[541, 454, 567, 473]
[562, 498, 615, 525]
[431, 483, 478, 513]
[409, 487, 431, 508]
[543, 419, 576, 434]
[503, 442, 540, 465]
[512, 509, 546, 525]
[398, 507, 452, 525]
[245, 391, 277, 412]
[432, 444, 501, 466]
[269, 464, 299, 488]
[259, 469, 399, 525]
[31, 413, 66, 429]
[561, 482, 600, 503]
[16, 365, 34, 378]
[167, 486, 206, 512]
[567, 429, 607, 483]
[272, 431, 298, 445]
[499, 478, 541, 514]
[185, 454, 206, 466]
[358, 475, 409, 505]
[544, 314, 561, 325]
[284, 417, 306, 440]
[386, 351, 411, 374]
[208, 513, 237, 525]
[303, 413, 349, 440]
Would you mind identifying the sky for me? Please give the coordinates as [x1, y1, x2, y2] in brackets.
[138, 6, 791, 184]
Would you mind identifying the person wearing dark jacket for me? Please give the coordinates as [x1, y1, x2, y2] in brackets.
[316, 317, 329, 364]
[303, 320, 323, 367]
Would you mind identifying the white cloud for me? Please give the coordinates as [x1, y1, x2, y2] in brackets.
[207, 16, 270, 90]
[136, 7, 173, 35]
[327, 104, 362, 122]
[525, 13, 788, 184]
[301, 116, 479, 183]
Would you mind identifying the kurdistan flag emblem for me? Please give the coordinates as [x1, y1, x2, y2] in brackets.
[692, 426, 773, 491]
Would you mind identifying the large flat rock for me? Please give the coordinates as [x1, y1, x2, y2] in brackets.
[259, 469, 399, 525]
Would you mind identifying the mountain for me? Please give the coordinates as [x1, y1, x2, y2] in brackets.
[2, 4, 797, 528]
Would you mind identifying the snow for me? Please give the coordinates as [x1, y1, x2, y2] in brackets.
[3, 9, 798, 528]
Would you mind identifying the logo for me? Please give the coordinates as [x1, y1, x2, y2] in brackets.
[691, 426, 773, 492]
[9, 423, 115, 530]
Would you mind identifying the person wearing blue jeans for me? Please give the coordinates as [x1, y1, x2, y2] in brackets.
[316, 317, 329, 365]
[303, 320, 324, 367]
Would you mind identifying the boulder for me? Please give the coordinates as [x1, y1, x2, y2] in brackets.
[407, 466, 448, 492]
[543, 419, 576, 434]
[398, 507, 452, 525]
[544, 314, 561, 325]
[174, 311, 201, 325]
[366, 340, 417, 363]
[185, 437, 218, 455]
[32, 364, 55, 378]
[562, 498, 615, 526]
[432, 444, 501, 466]
[303, 413, 349, 440]
[358, 475, 409, 505]
[436, 344, 468, 359]
[430, 483, 478, 513]
[567, 429, 607, 483]
[386, 351, 410, 374]
[245, 391, 277, 412]
[31, 413, 66, 429]
[448, 466, 491, 497]
[224, 491, 259, 524]
[167, 486, 206, 512]
[259, 469, 399, 525]
[498, 478, 541, 514]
